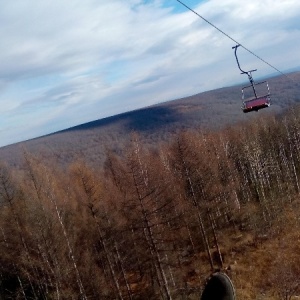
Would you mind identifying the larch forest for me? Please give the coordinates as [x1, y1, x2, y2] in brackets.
[1, 106, 300, 299]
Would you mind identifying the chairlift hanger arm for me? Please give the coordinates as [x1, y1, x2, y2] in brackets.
[232, 45, 256, 75]
[232, 45, 245, 74]
[232, 44, 258, 98]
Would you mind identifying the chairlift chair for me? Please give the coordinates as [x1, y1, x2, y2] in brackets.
[232, 45, 271, 113]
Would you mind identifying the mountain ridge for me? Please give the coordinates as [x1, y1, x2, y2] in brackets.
[1, 71, 300, 168]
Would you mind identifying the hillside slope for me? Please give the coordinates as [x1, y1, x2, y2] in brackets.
[1, 105, 300, 298]
[0, 71, 299, 167]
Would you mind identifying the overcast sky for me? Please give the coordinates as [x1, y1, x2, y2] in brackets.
[0, 0, 299, 147]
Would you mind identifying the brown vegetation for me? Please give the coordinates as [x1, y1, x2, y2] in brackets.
[1, 106, 300, 299]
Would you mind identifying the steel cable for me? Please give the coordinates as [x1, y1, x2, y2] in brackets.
[176, 0, 296, 83]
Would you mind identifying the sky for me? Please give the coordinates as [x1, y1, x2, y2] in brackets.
[0, 0, 300, 147]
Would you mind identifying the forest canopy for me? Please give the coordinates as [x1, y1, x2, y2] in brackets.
[1, 106, 300, 299]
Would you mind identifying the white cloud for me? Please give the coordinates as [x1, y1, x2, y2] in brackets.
[0, 0, 299, 147]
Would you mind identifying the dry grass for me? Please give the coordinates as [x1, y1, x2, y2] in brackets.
[179, 199, 300, 299]
[222, 201, 300, 299]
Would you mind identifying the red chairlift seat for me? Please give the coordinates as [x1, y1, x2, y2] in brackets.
[242, 95, 270, 113]
[241, 80, 271, 113]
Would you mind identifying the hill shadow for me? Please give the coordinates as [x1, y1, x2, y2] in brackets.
[61, 106, 181, 134]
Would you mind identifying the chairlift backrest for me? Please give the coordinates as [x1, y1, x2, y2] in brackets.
[241, 81, 270, 100]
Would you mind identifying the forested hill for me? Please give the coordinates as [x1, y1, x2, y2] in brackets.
[0, 71, 300, 167]
[1, 92, 300, 298]
[1, 72, 300, 298]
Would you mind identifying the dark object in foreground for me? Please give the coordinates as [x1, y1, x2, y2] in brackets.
[201, 272, 236, 300]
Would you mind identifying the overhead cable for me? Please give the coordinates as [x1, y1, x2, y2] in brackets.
[175, 0, 295, 83]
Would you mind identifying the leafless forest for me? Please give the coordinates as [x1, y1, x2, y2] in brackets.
[1, 105, 300, 299]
